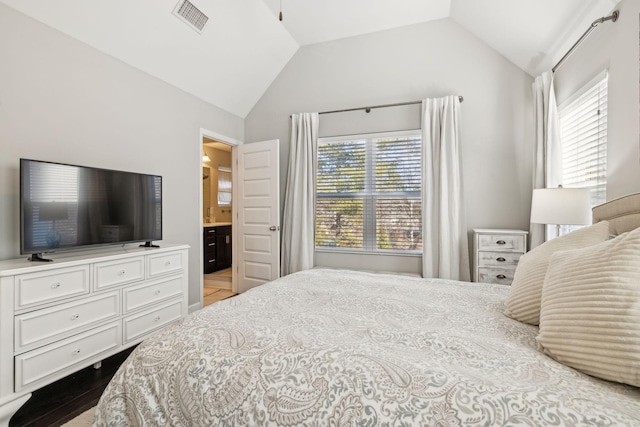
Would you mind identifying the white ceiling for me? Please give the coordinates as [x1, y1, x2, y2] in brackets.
[262, 0, 451, 46]
[450, 0, 621, 75]
[0, 0, 621, 118]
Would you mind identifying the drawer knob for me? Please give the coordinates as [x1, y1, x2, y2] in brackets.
[154, 316, 161, 322]
[496, 274, 507, 279]
[118, 270, 126, 276]
[496, 240, 506, 245]
[51, 282, 61, 289]
[165, 261, 171, 266]
[154, 290, 161, 295]
[496, 257, 506, 262]
[70, 314, 80, 321]
[72, 348, 81, 355]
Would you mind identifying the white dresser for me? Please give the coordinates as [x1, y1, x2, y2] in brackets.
[472, 229, 527, 286]
[0, 244, 189, 426]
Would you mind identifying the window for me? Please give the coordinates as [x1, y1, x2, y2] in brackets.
[559, 71, 608, 205]
[315, 131, 422, 253]
[558, 71, 608, 235]
[217, 166, 232, 206]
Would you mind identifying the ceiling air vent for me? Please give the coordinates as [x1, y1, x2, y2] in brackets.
[173, 0, 209, 34]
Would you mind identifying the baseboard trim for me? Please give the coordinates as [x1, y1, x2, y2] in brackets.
[188, 302, 202, 314]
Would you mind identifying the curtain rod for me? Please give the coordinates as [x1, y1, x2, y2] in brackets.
[317, 96, 463, 116]
[552, 10, 619, 73]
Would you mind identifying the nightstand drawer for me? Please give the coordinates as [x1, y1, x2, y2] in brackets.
[478, 251, 522, 268]
[473, 229, 528, 284]
[478, 234, 525, 252]
[478, 267, 516, 285]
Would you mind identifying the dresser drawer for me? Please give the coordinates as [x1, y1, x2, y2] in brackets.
[478, 251, 522, 268]
[148, 251, 184, 278]
[478, 267, 516, 285]
[15, 266, 90, 310]
[123, 276, 184, 314]
[15, 291, 120, 353]
[478, 234, 525, 252]
[15, 322, 121, 392]
[94, 257, 145, 290]
[122, 299, 183, 344]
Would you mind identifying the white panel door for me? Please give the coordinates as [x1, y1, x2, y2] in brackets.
[235, 140, 280, 293]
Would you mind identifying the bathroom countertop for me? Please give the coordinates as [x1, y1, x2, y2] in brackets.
[203, 222, 232, 227]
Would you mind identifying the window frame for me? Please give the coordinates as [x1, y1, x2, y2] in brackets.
[315, 129, 422, 256]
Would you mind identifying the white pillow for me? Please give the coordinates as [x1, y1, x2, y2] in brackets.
[537, 228, 640, 387]
[504, 221, 609, 325]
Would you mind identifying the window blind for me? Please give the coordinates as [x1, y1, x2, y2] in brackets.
[315, 131, 422, 253]
[217, 166, 232, 206]
[559, 71, 608, 206]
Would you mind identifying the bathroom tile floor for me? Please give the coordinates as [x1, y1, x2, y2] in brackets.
[203, 268, 235, 306]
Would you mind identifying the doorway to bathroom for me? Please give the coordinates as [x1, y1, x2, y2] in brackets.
[202, 136, 236, 307]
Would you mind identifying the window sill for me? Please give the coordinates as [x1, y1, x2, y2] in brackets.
[315, 248, 422, 257]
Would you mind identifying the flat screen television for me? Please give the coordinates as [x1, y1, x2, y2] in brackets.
[20, 159, 162, 261]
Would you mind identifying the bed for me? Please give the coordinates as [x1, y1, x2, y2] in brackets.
[93, 195, 640, 426]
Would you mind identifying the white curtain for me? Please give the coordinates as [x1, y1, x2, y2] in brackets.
[281, 112, 319, 276]
[531, 71, 562, 248]
[421, 96, 470, 281]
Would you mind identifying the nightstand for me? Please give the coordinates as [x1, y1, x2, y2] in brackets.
[473, 229, 528, 285]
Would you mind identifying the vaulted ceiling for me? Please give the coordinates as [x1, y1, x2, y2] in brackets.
[0, 0, 621, 118]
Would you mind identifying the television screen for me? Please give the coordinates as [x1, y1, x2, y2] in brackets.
[20, 159, 162, 256]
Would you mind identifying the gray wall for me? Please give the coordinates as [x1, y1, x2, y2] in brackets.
[245, 18, 534, 274]
[0, 4, 244, 308]
[554, 0, 640, 200]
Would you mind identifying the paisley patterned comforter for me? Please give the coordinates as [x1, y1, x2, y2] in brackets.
[93, 269, 640, 426]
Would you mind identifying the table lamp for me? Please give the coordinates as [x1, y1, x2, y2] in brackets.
[530, 187, 591, 238]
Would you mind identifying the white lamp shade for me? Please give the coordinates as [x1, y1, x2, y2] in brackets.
[530, 188, 592, 225]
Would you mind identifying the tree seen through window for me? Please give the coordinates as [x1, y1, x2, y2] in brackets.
[315, 132, 422, 253]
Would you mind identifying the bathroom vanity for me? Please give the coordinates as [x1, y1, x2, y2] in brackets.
[203, 224, 232, 273]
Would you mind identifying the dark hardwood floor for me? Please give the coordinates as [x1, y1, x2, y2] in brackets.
[10, 347, 135, 427]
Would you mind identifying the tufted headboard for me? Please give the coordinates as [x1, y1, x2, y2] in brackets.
[592, 193, 640, 235]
